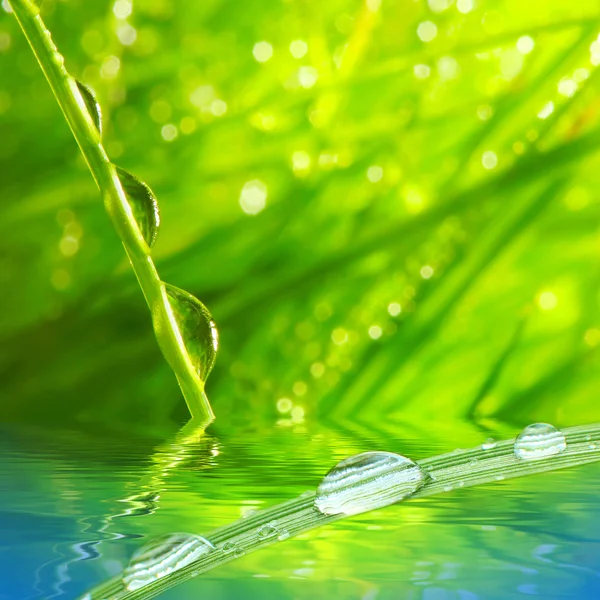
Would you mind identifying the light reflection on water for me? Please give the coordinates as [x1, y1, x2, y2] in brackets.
[0, 421, 599, 599]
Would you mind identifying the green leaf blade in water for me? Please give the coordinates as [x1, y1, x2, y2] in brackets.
[165, 284, 219, 382]
[75, 80, 102, 135]
[115, 166, 161, 248]
[81, 422, 600, 600]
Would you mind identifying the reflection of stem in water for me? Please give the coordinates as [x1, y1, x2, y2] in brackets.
[40, 420, 219, 597]
[115, 420, 219, 521]
[119, 420, 219, 516]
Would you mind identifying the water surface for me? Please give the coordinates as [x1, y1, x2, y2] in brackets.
[1, 420, 599, 599]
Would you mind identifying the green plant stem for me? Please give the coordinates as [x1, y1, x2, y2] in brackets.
[10, 0, 213, 427]
[82, 423, 600, 600]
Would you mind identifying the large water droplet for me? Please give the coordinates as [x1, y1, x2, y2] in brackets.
[514, 423, 567, 461]
[115, 166, 160, 247]
[123, 533, 215, 591]
[165, 284, 219, 381]
[314, 451, 427, 516]
[76, 80, 102, 134]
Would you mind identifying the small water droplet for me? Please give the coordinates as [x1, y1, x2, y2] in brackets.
[481, 438, 497, 450]
[443, 484, 453, 492]
[222, 542, 236, 554]
[589, 443, 597, 450]
[123, 533, 214, 591]
[115, 166, 160, 247]
[278, 530, 290, 541]
[234, 546, 246, 558]
[468, 459, 478, 466]
[314, 451, 427, 516]
[585, 434, 592, 441]
[458, 481, 465, 487]
[165, 284, 219, 381]
[514, 423, 567, 461]
[257, 521, 278, 539]
[495, 475, 505, 481]
[76, 80, 102, 134]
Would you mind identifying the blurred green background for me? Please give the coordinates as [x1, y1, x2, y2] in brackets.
[1, 0, 599, 434]
[2, 1, 600, 599]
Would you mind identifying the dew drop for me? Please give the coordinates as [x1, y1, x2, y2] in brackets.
[314, 451, 427, 516]
[165, 284, 219, 381]
[481, 438, 497, 450]
[257, 521, 278, 539]
[222, 542, 236, 554]
[115, 166, 160, 247]
[278, 530, 291, 541]
[123, 533, 215, 591]
[76, 80, 102, 134]
[514, 423, 567, 461]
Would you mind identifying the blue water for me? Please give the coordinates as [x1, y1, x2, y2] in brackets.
[1, 422, 599, 599]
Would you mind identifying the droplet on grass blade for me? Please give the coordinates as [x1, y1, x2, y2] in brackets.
[75, 80, 102, 134]
[481, 438, 497, 450]
[514, 423, 566, 461]
[165, 284, 219, 381]
[314, 451, 427, 516]
[115, 166, 160, 247]
[257, 521, 278, 539]
[222, 542, 236, 554]
[123, 533, 215, 591]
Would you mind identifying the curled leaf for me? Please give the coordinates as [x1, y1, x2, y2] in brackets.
[115, 166, 160, 247]
[165, 284, 219, 382]
[76, 80, 102, 134]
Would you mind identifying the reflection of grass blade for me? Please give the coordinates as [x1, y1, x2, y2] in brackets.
[82, 422, 600, 600]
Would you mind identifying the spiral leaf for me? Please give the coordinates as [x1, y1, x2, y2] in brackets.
[76, 80, 102, 134]
[115, 166, 160, 248]
[165, 284, 219, 382]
